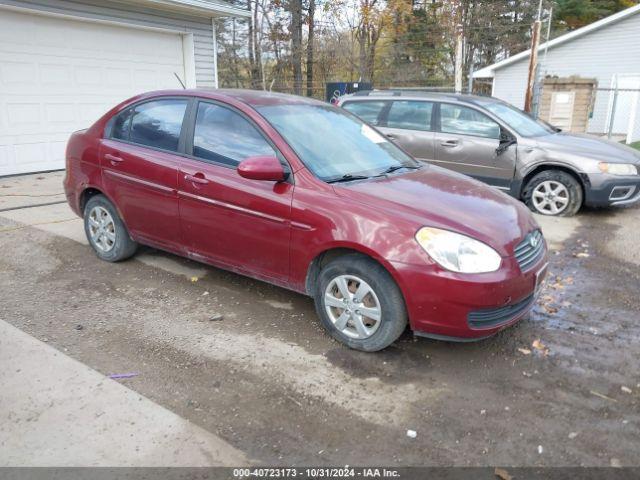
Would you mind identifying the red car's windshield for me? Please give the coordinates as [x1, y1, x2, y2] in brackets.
[257, 104, 420, 182]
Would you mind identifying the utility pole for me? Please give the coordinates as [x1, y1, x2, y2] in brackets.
[524, 0, 543, 112]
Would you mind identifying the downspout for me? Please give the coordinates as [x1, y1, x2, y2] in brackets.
[211, 17, 219, 89]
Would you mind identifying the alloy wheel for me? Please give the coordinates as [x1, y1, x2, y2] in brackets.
[323, 274, 382, 339]
[88, 206, 116, 252]
[532, 180, 570, 215]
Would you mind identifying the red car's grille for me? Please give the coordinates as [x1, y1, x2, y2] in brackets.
[514, 230, 544, 272]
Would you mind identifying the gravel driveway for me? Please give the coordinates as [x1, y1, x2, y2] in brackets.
[1, 172, 638, 467]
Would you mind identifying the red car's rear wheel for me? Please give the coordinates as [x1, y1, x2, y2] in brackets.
[84, 194, 137, 262]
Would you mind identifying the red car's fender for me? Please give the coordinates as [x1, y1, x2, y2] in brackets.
[286, 167, 427, 297]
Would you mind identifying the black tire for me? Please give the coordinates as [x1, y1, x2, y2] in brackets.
[523, 170, 583, 217]
[83, 194, 137, 262]
[314, 254, 408, 352]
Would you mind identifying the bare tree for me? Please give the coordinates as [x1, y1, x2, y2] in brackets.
[214, 0, 604, 95]
[289, 0, 304, 94]
[355, 0, 384, 83]
[306, 0, 315, 96]
[248, 0, 264, 88]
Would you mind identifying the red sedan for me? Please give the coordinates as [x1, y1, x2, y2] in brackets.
[64, 89, 548, 351]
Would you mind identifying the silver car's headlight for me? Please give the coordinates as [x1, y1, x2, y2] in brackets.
[598, 162, 638, 176]
[415, 227, 502, 273]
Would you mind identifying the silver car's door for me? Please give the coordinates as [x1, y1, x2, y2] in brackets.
[376, 100, 436, 163]
[434, 102, 516, 189]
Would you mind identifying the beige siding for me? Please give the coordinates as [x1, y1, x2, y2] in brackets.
[538, 78, 597, 133]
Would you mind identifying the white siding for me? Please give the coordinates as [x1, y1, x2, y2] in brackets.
[0, 8, 190, 175]
[0, 0, 220, 87]
[490, 12, 640, 134]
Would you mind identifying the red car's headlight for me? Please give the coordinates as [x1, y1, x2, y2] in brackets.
[415, 227, 502, 273]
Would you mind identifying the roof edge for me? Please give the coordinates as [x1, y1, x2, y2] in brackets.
[473, 3, 640, 78]
[137, 0, 251, 18]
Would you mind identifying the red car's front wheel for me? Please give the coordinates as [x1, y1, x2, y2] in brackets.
[314, 254, 407, 351]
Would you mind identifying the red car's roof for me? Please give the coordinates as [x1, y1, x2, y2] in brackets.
[214, 89, 325, 107]
[141, 88, 326, 108]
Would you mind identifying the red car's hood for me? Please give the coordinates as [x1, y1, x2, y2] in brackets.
[333, 166, 538, 256]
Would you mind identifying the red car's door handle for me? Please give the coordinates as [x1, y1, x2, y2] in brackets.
[184, 173, 209, 185]
[105, 153, 124, 164]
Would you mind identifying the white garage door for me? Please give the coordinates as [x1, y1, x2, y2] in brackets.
[0, 9, 188, 176]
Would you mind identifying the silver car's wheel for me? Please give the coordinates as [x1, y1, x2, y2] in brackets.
[324, 274, 382, 340]
[88, 206, 116, 252]
[531, 180, 570, 215]
[524, 170, 583, 217]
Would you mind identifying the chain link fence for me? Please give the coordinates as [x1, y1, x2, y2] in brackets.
[593, 86, 640, 145]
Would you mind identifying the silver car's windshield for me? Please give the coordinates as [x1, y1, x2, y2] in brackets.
[482, 102, 554, 137]
[257, 104, 419, 182]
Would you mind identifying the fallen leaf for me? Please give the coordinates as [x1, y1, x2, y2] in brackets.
[494, 467, 512, 480]
[575, 252, 590, 258]
[190, 276, 199, 283]
[532, 339, 549, 356]
[543, 304, 558, 314]
[518, 348, 532, 355]
[621, 386, 632, 394]
[568, 432, 578, 439]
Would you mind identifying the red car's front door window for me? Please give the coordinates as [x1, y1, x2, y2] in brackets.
[178, 101, 293, 283]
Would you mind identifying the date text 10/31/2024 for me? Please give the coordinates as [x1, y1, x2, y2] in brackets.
[232, 468, 401, 478]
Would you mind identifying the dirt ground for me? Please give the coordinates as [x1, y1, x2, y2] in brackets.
[0, 175, 639, 466]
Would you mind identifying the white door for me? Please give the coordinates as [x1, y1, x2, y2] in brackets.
[0, 9, 188, 176]
[549, 92, 575, 132]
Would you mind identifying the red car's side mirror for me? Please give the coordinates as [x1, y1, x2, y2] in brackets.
[237, 155, 286, 182]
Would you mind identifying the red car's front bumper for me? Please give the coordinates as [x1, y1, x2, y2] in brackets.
[392, 246, 548, 340]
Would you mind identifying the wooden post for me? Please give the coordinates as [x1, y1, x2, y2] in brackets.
[524, 20, 541, 112]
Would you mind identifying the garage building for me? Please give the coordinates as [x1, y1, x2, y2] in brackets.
[0, 0, 249, 176]
[473, 4, 640, 144]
